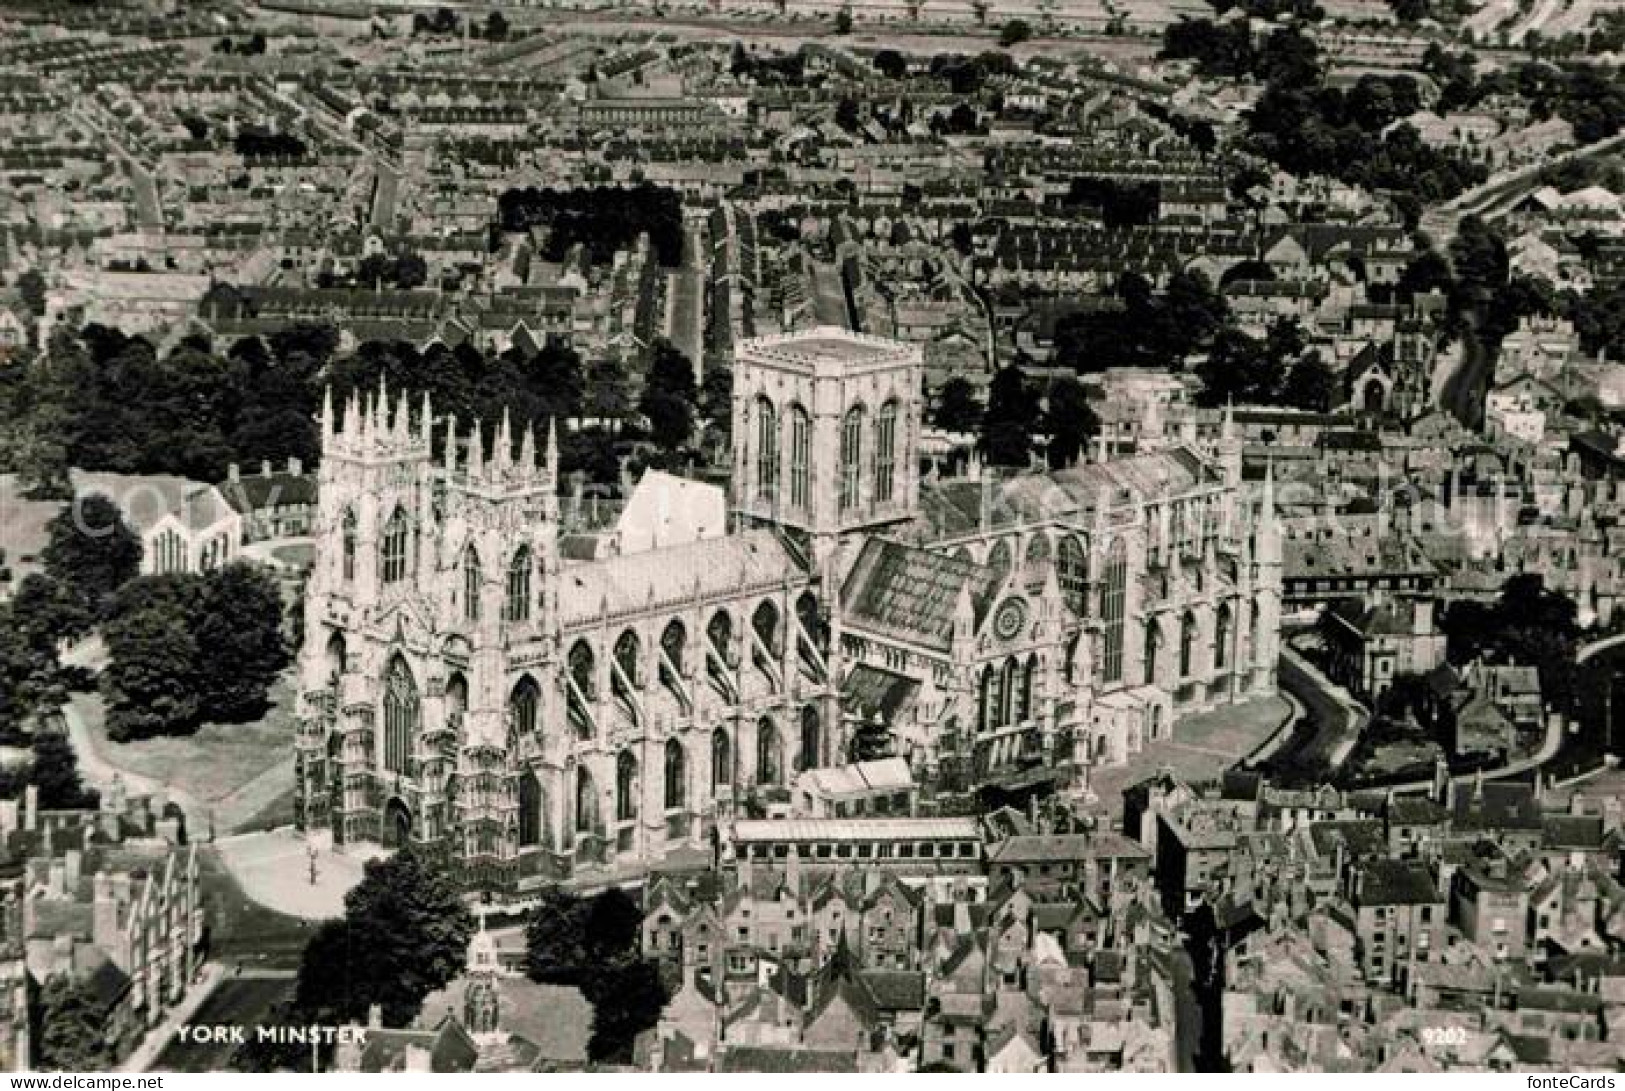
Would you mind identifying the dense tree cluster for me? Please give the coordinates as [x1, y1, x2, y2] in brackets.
[1440, 574, 1580, 706]
[351, 251, 428, 291]
[0, 324, 334, 492]
[101, 562, 288, 742]
[1060, 177, 1160, 227]
[1163, 23, 1486, 208]
[524, 886, 669, 1063]
[232, 126, 308, 160]
[1421, 45, 1625, 143]
[1054, 271, 1229, 373]
[1195, 317, 1338, 410]
[496, 184, 685, 267]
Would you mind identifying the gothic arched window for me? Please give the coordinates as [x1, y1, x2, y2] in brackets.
[756, 718, 781, 785]
[1180, 611, 1198, 678]
[664, 740, 686, 810]
[1058, 534, 1088, 617]
[1144, 619, 1162, 685]
[505, 546, 531, 623]
[875, 399, 898, 505]
[382, 656, 418, 775]
[1216, 603, 1233, 671]
[341, 509, 357, 582]
[616, 751, 638, 822]
[789, 404, 811, 509]
[575, 766, 598, 834]
[799, 706, 820, 771]
[614, 629, 642, 689]
[518, 771, 542, 847]
[712, 729, 731, 786]
[756, 396, 779, 501]
[839, 405, 865, 512]
[1102, 538, 1127, 683]
[510, 676, 539, 735]
[462, 545, 482, 622]
[381, 506, 409, 584]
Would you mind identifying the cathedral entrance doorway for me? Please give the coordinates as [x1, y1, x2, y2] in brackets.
[383, 797, 412, 849]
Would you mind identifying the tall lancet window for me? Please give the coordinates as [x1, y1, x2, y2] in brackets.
[381, 507, 409, 584]
[875, 400, 898, 505]
[505, 546, 531, 623]
[756, 397, 779, 501]
[341, 509, 357, 582]
[462, 546, 482, 622]
[789, 405, 811, 510]
[382, 656, 418, 775]
[839, 406, 864, 512]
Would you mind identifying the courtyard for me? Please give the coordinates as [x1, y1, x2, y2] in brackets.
[1078, 694, 1293, 814]
[215, 827, 387, 921]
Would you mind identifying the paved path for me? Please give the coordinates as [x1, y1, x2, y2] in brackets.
[120, 962, 225, 1073]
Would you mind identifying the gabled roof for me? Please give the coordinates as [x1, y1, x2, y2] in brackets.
[839, 539, 997, 653]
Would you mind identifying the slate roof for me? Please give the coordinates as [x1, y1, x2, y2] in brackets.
[558, 528, 806, 627]
[1354, 859, 1441, 906]
[1450, 781, 1543, 832]
[839, 539, 997, 653]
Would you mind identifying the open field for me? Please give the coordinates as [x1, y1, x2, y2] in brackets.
[73, 678, 296, 836]
[1081, 694, 1291, 812]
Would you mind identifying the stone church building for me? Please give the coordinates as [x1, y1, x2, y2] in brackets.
[294, 327, 1281, 894]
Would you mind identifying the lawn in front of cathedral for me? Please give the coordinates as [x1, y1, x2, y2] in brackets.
[1080, 694, 1294, 811]
[73, 672, 296, 837]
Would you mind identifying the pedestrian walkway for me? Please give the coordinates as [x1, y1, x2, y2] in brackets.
[119, 962, 225, 1072]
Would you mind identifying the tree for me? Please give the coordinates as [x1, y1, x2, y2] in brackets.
[584, 960, 668, 1063]
[933, 377, 983, 433]
[484, 10, 509, 39]
[16, 270, 46, 317]
[524, 886, 595, 986]
[638, 341, 698, 453]
[1195, 328, 1281, 407]
[35, 975, 114, 1071]
[834, 9, 854, 32]
[999, 18, 1033, 46]
[9, 573, 93, 653]
[523, 886, 667, 1063]
[41, 496, 142, 618]
[1043, 376, 1099, 469]
[699, 365, 733, 436]
[293, 848, 474, 1028]
[1280, 354, 1338, 412]
[193, 562, 289, 722]
[101, 605, 202, 742]
[874, 49, 908, 79]
[31, 732, 98, 810]
[834, 98, 862, 132]
[981, 366, 1038, 467]
[0, 609, 60, 741]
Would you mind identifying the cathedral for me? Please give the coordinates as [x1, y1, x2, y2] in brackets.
[294, 327, 1282, 894]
